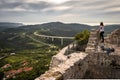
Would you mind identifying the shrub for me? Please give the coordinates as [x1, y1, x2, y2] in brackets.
[74, 30, 90, 51]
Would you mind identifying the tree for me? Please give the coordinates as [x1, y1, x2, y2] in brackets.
[74, 30, 90, 51]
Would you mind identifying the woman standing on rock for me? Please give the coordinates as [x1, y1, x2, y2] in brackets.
[99, 22, 104, 43]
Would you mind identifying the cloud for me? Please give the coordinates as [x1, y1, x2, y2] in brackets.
[0, 0, 120, 23]
[20, 2, 53, 12]
[0, 0, 54, 12]
[0, 0, 120, 14]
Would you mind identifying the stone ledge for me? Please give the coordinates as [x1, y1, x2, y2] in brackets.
[35, 29, 104, 80]
[35, 52, 88, 80]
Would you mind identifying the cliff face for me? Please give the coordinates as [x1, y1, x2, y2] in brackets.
[105, 28, 120, 55]
[83, 28, 120, 79]
[109, 28, 120, 46]
[35, 28, 120, 80]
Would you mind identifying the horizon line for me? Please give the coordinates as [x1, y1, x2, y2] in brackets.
[0, 21, 120, 26]
[22, 22, 120, 26]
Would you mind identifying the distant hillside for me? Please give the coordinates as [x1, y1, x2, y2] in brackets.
[0, 22, 23, 31]
[93, 24, 120, 35]
[1, 22, 120, 36]
[105, 25, 120, 34]
[17, 22, 91, 37]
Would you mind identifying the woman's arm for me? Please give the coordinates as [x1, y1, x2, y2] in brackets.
[97, 26, 100, 31]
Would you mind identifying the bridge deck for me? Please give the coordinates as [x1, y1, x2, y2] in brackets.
[34, 32, 74, 39]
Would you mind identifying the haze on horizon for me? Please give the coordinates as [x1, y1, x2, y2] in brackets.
[0, 0, 120, 25]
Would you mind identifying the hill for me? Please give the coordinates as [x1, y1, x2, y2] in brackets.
[93, 24, 120, 35]
[1, 22, 120, 48]
[9, 22, 91, 37]
[105, 25, 120, 34]
[8, 22, 119, 36]
[0, 22, 23, 32]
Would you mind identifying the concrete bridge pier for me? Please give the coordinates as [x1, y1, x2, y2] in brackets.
[61, 38, 63, 45]
[52, 37, 54, 42]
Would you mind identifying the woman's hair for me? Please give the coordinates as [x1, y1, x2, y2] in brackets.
[100, 22, 104, 26]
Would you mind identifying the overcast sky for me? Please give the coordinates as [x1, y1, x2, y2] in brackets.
[0, 0, 120, 25]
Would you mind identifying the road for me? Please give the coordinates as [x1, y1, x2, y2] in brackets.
[26, 34, 52, 47]
[34, 32, 74, 40]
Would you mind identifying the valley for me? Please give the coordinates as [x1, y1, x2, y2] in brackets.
[0, 22, 119, 80]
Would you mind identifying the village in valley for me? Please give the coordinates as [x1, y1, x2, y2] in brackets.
[1, 60, 33, 79]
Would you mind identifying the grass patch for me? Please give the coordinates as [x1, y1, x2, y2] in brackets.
[5, 55, 29, 63]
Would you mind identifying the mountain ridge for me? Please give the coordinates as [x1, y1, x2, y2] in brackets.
[0, 22, 120, 36]
[0, 22, 24, 32]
